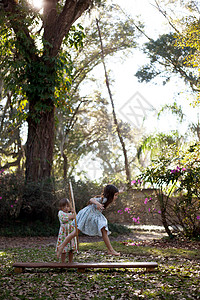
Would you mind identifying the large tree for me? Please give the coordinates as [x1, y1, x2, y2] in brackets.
[0, 0, 100, 182]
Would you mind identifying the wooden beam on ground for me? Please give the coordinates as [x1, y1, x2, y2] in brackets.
[13, 262, 158, 273]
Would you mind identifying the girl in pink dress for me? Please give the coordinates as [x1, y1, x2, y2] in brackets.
[56, 198, 77, 263]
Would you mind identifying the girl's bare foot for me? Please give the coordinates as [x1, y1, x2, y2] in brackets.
[57, 246, 63, 259]
[107, 250, 120, 256]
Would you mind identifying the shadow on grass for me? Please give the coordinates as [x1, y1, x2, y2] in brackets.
[80, 241, 200, 260]
[1, 241, 200, 300]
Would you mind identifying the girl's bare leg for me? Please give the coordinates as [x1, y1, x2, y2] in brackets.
[61, 253, 66, 263]
[101, 227, 120, 256]
[57, 229, 79, 258]
[68, 250, 73, 263]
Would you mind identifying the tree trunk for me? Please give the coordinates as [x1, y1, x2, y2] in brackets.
[63, 152, 68, 181]
[159, 193, 174, 238]
[2, 0, 93, 182]
[25, 104, 55, 181]
[96, 18, 131, 185]
[161, 211, 174, 238]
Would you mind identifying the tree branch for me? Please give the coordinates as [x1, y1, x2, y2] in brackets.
[44, 0, 93, 57]
[2, 0, 38, 61]
[152, 0, 181, 34]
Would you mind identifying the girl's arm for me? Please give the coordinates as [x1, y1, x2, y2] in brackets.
[66, 207, 75, 220]
[68, 209, 75, 220]
[59, 211, 75, 223]
[89, 198, 104, 211]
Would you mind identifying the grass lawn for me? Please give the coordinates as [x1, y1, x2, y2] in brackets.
[0, 240, 200, 299]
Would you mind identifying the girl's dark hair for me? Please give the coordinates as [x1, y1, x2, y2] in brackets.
[102, 184, 119, 208]
[59, 198, 70, 210]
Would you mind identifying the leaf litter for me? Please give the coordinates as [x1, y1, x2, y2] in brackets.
[0, 235, 200, 299]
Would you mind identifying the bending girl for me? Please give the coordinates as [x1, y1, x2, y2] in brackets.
[57, 184, 120, 258]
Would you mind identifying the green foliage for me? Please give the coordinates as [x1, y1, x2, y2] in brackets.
[173, 144, 200, 238]
[66, 24, 86, 50]
[135, 0, 200, 103]
[108, 222, 131, 236]
[157, 102, 185, 122]
[0, 170, 57, 224]
[0, 93, 25, 172]
[21, 177, 57, 222]
[135, 143, 200, 239]
[135, 33, 197, 85]
[0, 170, 24, 223]
[0, 220, 59, 237]
[0, 10, 85, 121]
[175, 16, 200, 68]
[137, 131, 182, 161]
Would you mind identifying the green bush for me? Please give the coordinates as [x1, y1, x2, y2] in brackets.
[0, 220, 60, 237]
[0, 220, 130, 237]
[134, 144, 200, 239]
[108, 222, 131, 236]
[0, 171, 58, 224]
[20, 177, 57, 222]
[0, 171, 24, 223]
[0, 171, 129, 234]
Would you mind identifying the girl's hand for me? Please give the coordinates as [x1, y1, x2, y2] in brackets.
[68, 212, 75, 220]
[96, 202, 104, 212]
[89, 198, 104, 211]
[89, 198, 95, 202]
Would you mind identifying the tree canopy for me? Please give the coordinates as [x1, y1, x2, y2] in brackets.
[135, 0, 200, 102]
[0, 0, 103, 181]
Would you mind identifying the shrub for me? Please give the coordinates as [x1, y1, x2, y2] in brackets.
[0, 172, 121, 225]
[108, 222, 131, 236]
[19, 177, 57, 222]
[0, 170, 24, 223]
[132, 144, 200, 239]
[0, 220, 60, 237]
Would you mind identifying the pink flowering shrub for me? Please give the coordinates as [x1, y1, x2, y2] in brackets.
[131, 144, 200, 239]
[131, 179, 142, 186]
[117, 194, 163, 226]
[117, 207, 140, 224]
[0, 170, 24, 222]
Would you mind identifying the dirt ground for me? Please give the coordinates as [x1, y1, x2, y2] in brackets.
[0, 230, 199, 250]
[0, 230, 165, 249]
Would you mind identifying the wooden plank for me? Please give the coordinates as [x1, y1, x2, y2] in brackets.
[13, 261, 158, 273]
[14, 267, 25, 274]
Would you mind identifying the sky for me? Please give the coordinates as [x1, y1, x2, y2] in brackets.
[77, 0, 200, 179]
[79, 0, 199, 137]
